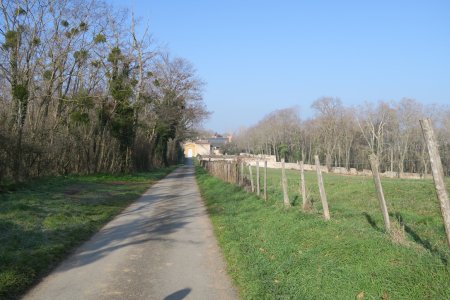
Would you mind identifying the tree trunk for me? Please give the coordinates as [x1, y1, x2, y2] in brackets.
[325, 153, 332, 172]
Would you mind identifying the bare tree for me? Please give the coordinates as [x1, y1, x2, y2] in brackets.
[393, 98, 424, 174]
[356, 101, 396, 171]
[233, 99, 449, 175]
[0, 0, 208, 183]
[311, 97, 342, 170]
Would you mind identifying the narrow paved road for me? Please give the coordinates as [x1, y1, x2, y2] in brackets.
[24, 162, 238, 300]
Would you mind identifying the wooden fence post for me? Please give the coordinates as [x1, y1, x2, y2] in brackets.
[314, 155, 330, 220]
[223, 162, 226, 182]
[256, 160, 260, 196]
[223, 162, 227, 181]
[299, 161, 310, 211]
[264, 160, 268, 201]
[420, 118, 450, 249]
[368, 154, 391, 232]
[240, 161, 244, 186]
[281, 158, 291, 208]
[248, 164, 255, 192]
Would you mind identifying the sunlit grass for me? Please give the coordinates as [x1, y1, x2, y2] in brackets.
[197, 164, 450, 299]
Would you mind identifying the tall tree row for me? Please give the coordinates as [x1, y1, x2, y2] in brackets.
[0, 0, 208, 183]
[232, 98, 450, 176]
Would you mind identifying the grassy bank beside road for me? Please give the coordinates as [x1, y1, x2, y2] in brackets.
[196, 164, 450, 299]
[0, 166, 177, 299]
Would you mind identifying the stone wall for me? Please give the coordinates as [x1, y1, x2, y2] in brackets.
[196, 143, 211, 156]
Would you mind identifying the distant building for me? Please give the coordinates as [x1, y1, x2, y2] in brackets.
[183, 140, 211, 157]
[208, 136, 229, 155]
[183, 134, 232, 157]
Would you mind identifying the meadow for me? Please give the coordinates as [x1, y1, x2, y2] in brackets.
[196, 163, 450, 299]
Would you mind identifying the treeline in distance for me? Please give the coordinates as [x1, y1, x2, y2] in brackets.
[227, 98, 450, 176]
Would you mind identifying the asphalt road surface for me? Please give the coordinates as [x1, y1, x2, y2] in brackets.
[24, 161, 238, 300]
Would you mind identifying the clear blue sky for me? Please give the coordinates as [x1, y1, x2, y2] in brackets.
[110, 0, 450, 133]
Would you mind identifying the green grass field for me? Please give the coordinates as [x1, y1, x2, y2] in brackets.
[196, 164, 450, 299]
[0, 167, 176, 299]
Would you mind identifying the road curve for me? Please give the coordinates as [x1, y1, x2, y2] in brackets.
[23, 162, 238, 300]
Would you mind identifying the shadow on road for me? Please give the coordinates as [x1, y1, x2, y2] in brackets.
[164, 288, 191, 300]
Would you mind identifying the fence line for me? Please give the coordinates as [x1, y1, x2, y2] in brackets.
[198, 118, 450, 245]
[201, 156, 433, 180]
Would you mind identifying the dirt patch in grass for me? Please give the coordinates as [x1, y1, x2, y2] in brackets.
[108, 181, 128, 185]
[63, 184, 89, 195]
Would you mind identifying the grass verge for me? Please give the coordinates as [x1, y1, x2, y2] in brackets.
[196, 164, 450, 299]
[0, 166, 177, 299]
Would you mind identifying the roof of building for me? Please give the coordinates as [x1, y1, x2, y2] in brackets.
[196, 140, 211, 145]
[208, 137, 229, 147]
